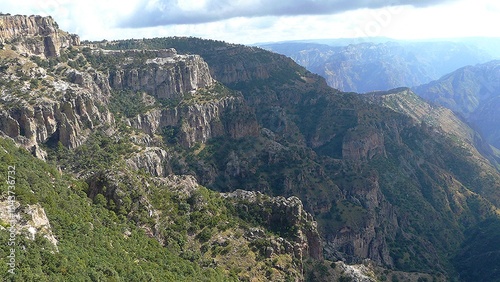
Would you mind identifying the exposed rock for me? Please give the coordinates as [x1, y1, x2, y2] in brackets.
[324, 172, 397, 266]
[108, 51, 214, 100]
[158, 174, 200, 197]
[0, 50, 113, 153]
[223, 189, 323, 260]
[126, 147, 169, 177]
[335, 261, 377, 282]
[0, 114, 19, 137]
[0, 90, 113, 149]
[342, 127, 386, 161]
[0, 14, 80, 57]
[127, 95, 258, 148]
[0, 200, 58, 251]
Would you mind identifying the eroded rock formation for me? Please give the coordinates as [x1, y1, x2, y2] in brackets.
[0, 14, 80, 57]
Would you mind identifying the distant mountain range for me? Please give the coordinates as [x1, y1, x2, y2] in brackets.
[258, 36, 500, 58]
[261, 39, 500, 152]
[414, 60, 500, 150]
[260, 40, 493, 93]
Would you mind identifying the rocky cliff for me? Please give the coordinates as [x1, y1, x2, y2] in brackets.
[2, 20, 500, 282]
[0, 14, 80, 57]
[342, 128, 386, 162]
[0, 91, 112, 151]
[106, 49, 214, 100]
[126, 94, 258, 148]
[0, 31, 258, 158]
[223, 189, 323, 260]
[0, 200, 58, 251]
[0, 49, 113, 155]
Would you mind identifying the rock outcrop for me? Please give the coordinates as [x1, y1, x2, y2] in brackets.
[127, 95, 259, 148]
[107, 49, 214, 100]
[126, 147, 169, 177]
[0, 93, 112, 150]
[324, 173, 398, 266]
[0, 200, 58, 251]
[223, 189, 323, 260]
[342, 127, 386, 161]
[0, 14, 80, 57]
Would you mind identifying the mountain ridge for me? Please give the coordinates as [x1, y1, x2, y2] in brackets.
[260, 41, 492, 93]
[414, 60, 500, 150]
[0, 14, 500, 281]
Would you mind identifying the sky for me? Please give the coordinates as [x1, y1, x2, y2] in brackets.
[1, 0, 499, 44]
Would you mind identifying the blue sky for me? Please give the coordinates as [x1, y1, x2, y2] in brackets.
[1, 0, 499, 44]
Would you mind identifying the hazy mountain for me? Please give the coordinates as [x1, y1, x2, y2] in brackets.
[254, 36, 396, 47]
[1, 15, 500, 282]
[451, 37, 500, 58]
[413, 60, 500, 150]
[260, 41, 492, 93]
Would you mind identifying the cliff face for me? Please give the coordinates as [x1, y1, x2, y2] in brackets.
[324, 173, 398, 267]
[126, 147, 169, 177]
[342, 128, 386, 161]
[3, 24, 500, 281]
[108, 49, 214, 100]
[127, 95, 258, 148]
[104, 48, 260, 150]
[0, 15, 80, 57]
[160, 43, 301, 86]
[0, 53, 113, 155]
[0, 28, 258, 159]
[223, 189, 323, 261]
[0, 200, 59, 251]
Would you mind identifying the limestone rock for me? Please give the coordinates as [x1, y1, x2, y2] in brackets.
[126, 147, 169, 177]
[127, 96, 258, 148]
[108, 50, 214, 100]
[0, 90, 112, 149]
[342, 128, 386, 161]
[0, 14, 80, 57]
[324, 173, 398, 267]
[0, 200, 58, 251]
[223, 189, 323, 260]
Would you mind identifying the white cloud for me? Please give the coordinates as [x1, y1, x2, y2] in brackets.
[1, 0, 499, 44]
[372, 0, 500, 39]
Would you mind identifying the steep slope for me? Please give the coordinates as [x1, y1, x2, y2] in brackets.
[98, 37, 500, 280]
[366, 87, 500, 167]
[1, 16, 500, 281]
[414, 60, 500, 150]
[0, 14, 80, 57]
[260, 41, 491, 92]
[0, 15, 320, 282]
[0, 136, 323, 281]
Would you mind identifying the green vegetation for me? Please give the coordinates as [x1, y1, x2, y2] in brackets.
[1, 128, 309, 281]
[0, 138, 232, 281]
[109, 90, 151, 118]
[1, 34, 500, 281]
[454, 217, 500, 282]
[46, 132, 135, 172]
[95, 37, 234, 54]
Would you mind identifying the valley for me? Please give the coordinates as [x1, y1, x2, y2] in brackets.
[0, 14, 499, 281]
